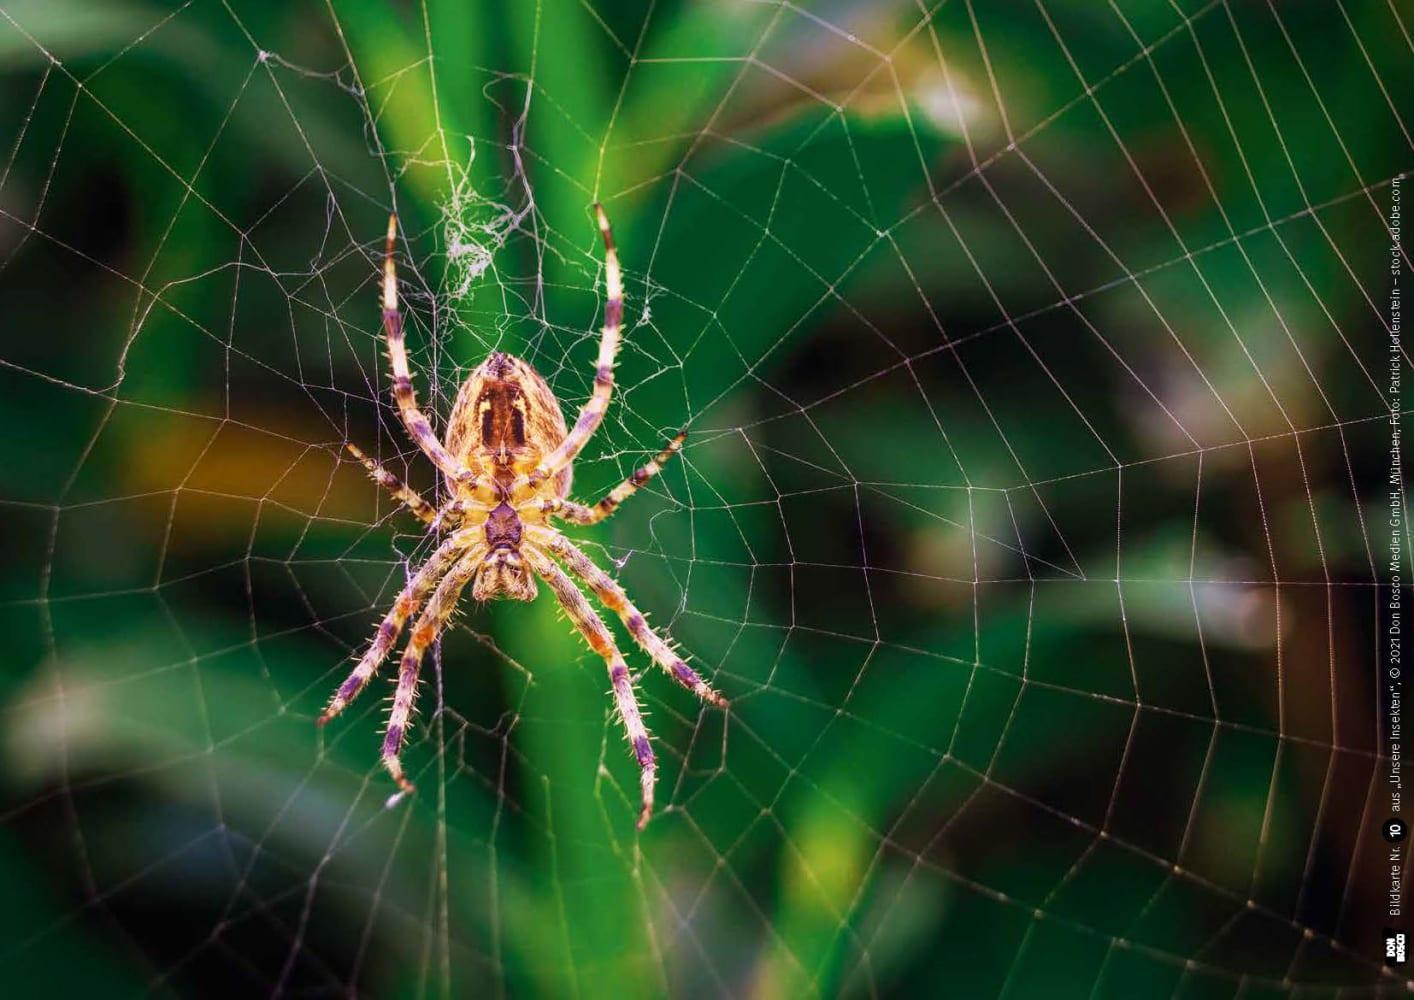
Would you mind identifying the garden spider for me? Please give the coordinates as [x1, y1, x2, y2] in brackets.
[319, 206, 727, 829]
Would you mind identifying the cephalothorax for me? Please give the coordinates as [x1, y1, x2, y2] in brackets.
[320, 206, 726, 828]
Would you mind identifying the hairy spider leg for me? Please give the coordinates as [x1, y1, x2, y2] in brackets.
[382, 215, 495, 505]
[381, 545, 486, 794]
[530, 526, 728, 708]
[513, 203, 623, 498]
[318, 530, 475, 725]
[523, 546, 657, 829]
[534, 430, 687, 525]
[345, 443, 437, 525]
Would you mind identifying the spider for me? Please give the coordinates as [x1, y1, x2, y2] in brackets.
[319, 205, 727, 829]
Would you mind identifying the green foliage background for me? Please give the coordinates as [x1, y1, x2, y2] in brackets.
[0, 1, 1409, 996]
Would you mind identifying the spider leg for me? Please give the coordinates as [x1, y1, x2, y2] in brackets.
[318, 530, 475, 725]
[381, 215, 492, 499]
[346, 443, 437, 526]
[511, 204, 622, 499]
[523, 545, 657, 829]
[529, 527, 728, 708]
[534, 430, 686, 525]
[381, 544, 485, 794]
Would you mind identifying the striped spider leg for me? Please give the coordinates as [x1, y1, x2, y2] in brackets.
[344, 443, 438, 526]
[521, 527, 726, 828]
[381, 543, 486, 793]
[506, 203, 623, 502]
[528, 524, 726, 707]
[318, 527, 481, 727]
[382, 214, 498, 506]
[521, 545, 658, 828]
[531, 430, 687, 525]
[522, 524, 725, 827]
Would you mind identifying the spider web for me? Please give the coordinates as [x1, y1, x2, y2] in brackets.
[0, 0, 1410, 995]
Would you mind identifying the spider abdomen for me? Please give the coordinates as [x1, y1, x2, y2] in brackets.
[445, 352, 573, 497]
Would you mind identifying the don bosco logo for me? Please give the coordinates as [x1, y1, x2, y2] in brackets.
[1386, 930, 1407, 966]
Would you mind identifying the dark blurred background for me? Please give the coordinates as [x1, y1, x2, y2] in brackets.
[0, 0, 1410, 996]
